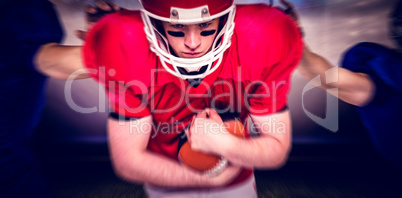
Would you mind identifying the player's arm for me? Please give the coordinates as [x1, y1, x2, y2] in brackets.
[218, 110, 291, 169]
[34, 44, 87, 80]
[277, 0, 375, 106]
[34, 1, 120, 80]
[108, 116, 240, 187]
[299, 45, 375, 106]
[187, 109, 291, 169]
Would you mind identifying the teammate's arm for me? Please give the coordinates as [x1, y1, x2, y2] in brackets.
[34, 1, 120, 80]
[34, 44, 87, 80]
[108, 116, 240, 187]
[298, 45, 375, 107]
[277, 0, 375, 106]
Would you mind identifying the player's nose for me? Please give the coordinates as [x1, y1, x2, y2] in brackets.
[184, 27, 201, 50]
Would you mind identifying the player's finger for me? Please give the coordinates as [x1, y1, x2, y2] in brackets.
[196, 110, 208, 119]
[205, 108, 222, 122]
[95, 0, 112, 12]
[279, 0, 292, 9]
[74, 30, 87, 40]
[184, 128, 191, 144]
[106, 1, 120, 11]
[279, 0, 299, 20]
[187, 114, 198, 142]
[86, 5, 97, 14]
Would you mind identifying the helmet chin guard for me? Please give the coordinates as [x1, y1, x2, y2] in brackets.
[139, 0, 236, 79]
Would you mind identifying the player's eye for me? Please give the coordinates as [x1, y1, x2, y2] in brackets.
[199, 22, 212, 28]
[171, 24, 184, 29]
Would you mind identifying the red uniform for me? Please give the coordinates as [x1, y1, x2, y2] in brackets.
[84, 4, 303, 186]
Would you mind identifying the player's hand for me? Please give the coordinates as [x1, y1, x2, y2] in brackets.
[278, 0, 299, 22]
[277, 0, 304, 37]
[75, 1, 120, 40]
[185, 109, 232, 155]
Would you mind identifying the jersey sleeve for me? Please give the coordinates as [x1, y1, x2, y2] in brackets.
[341, 42, 402, 104]
[83, 11, 155, 118]
[235, 5, 303, 116]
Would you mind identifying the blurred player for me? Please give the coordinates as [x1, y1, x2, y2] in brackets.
[83, 0, 302, 197]
[0, 1, 117, 197]
[0, 0, 67, 197]
[285, 0, 402, 167]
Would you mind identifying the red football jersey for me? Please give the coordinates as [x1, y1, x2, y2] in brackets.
[84, 4, 303, 186]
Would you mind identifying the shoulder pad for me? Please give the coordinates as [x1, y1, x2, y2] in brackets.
[83, 10, 157, 90]
[233, 4, 303, 73]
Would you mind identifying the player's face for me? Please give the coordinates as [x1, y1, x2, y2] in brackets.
[162, 19, 220, 58]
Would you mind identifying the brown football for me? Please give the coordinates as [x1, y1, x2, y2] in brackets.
[178, 119, 244, 176]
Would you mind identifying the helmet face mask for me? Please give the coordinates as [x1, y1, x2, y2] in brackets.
[139, 0, 236, 80]
[161, 18, 221, 61]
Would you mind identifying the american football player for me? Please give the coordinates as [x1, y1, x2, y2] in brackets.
[83, 0, 303, 196]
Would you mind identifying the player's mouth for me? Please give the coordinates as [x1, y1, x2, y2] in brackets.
[183, 52, 202, 58]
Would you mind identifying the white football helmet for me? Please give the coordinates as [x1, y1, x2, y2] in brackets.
[139, 0, 236, 79]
